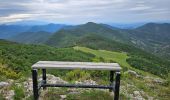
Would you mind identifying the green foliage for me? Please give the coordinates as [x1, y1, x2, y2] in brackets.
[0, 63, 20, 80]
[126, 57, 168, 78]
[0, 94, 5, 100]
[65, 69, 90, 81]
[67, 90, 114, 100]
[75, 34, 170, 78]
[167, 73, 170, 85]
[0, 40, 95, 76]
[13, 86, 25, 100]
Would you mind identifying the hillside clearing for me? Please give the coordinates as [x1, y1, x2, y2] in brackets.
[74, 46, 131, 68]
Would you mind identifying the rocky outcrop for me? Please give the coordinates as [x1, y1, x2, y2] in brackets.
[0, 80, 15, 100]
[6, 90, 15, 100]
[0, 82, 9, 88]
[23, 74, 68, 98]
[60, 95, 67, 100]
[144, 76, 165, 84]
[44, 74, 68, 84]
[132, 91, 145, 100]
[1, 89, 15, 100]
[23, 78, 33, 98]
[124, 70, 142, 78]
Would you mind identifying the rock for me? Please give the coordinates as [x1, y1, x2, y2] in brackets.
[46, 74, 68, 84]
[60, 95, 67, 99]
[133, 91, 145, 100]
[132, 97, 145, 100]
[83, 79, 97, 85]
[0, 82, 9, 88]
[153, 78, 164, 84]
[144, 76, 164, 84]
[4, 90, 15, 100]
[75, 81, 83, 84]
[23, 78, 33, 98]
[133, 91, 141, 97]
[125, 70, 142, 78]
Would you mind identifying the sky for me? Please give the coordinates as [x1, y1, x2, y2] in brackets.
[0, 0, 170, 24]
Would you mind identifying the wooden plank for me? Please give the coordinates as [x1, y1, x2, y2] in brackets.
[36, 61, 119, 66]
[32, 61, 121, 71]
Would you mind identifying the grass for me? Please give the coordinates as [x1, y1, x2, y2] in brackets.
[74, 46, 131, 68]
[41, 88, 114, 100]
[67, 90, 113, 100]
[74, 46, 161, 78]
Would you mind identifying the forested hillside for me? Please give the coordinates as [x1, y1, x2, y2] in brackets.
[126, 23, 170, 60]
[0, 39, 94, 79]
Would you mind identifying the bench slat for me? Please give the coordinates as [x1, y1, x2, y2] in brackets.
[32, 61, 121, 71]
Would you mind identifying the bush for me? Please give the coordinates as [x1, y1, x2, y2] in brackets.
[13, 86, 25, 100]
[65, 69, 90, 81]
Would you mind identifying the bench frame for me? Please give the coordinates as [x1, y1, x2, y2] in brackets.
[32, 63, 121, 100]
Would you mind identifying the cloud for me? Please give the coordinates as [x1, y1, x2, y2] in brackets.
[0, 0, 169, 24]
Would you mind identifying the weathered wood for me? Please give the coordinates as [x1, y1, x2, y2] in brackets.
[32, 61, 121, 71]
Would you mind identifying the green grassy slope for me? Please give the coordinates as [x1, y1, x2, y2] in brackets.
[76, 34, 170, 78]
[74, 46, 170, 99]
[74, 46, 130, 68]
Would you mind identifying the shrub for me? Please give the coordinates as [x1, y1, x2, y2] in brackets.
[13, 86, 25, 100]
[65, 69, 90, 81]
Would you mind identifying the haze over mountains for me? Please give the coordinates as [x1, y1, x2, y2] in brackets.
[0, 23, 66, 39]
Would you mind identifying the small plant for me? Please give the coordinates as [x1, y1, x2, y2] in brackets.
[13, 86, 25, 100]
[65, 69, 90, 81]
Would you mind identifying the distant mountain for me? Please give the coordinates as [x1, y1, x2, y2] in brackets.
[27, 23, 66, 33]
[0, 24, 66, 39]
[0, 25, 32, 39]
[135, 23, 170, 42]
[109, 23, 145, 29]
[45, 22, 131, 47]
[45, 22, 170, 60]
[126, 23, 170, 60]
[9, 31, 52, 44]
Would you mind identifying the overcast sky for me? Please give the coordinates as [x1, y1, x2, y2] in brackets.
[0, 0, 170, 24]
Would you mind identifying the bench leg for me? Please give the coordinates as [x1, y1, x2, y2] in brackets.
[114, 72, 120, 100]
[32, 69, 39, 100]
[109, 71, 114, 92]
[42, 69, 46, 89]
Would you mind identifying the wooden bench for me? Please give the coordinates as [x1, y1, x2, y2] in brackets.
[32, 61, 121, 100]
